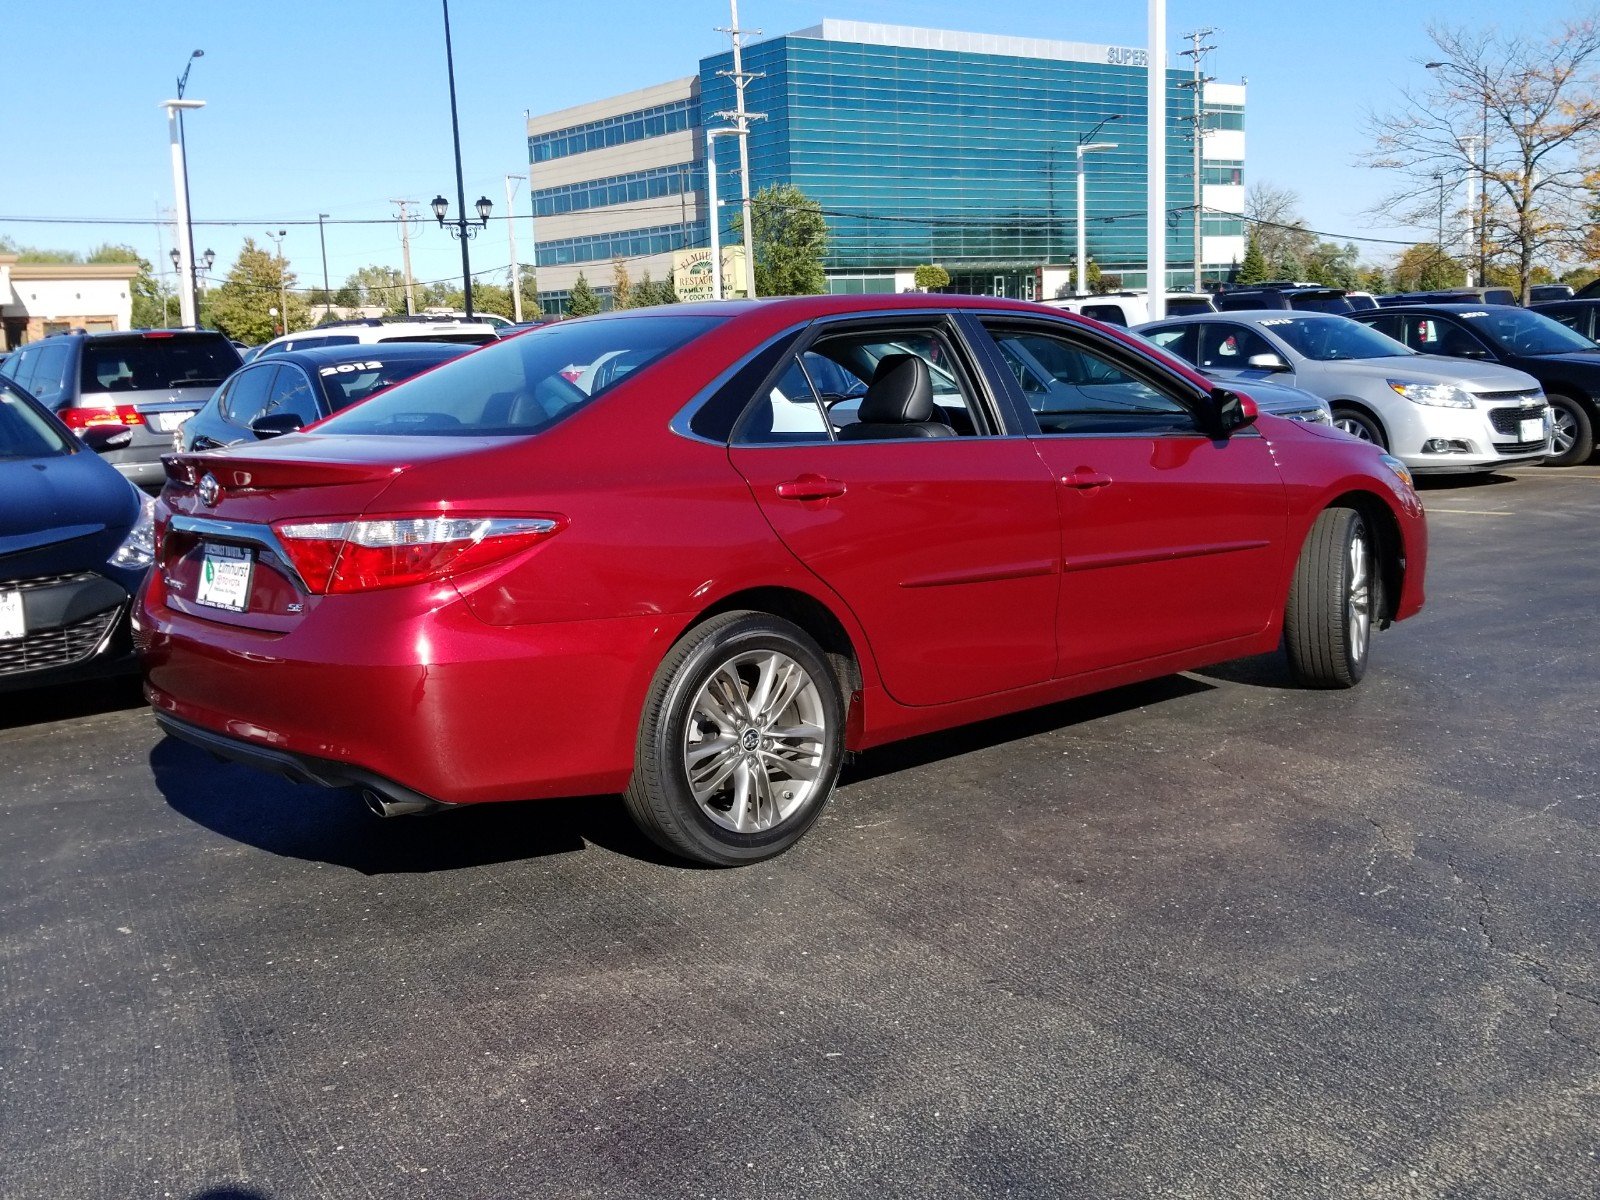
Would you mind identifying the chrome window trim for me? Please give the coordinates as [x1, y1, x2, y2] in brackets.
[168, 514, 307, 591]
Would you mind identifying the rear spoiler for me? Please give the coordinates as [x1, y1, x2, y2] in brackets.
[162, 452, 401, 491]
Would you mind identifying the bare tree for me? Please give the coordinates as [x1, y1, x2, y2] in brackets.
[1245, 182, 1316, 273]
[1365, 15, 1600, 301]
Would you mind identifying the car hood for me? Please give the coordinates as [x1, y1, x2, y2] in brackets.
[1215, 375, 1325, 414]
[1388, 355, 1542, 393]
[1516, 350, 1600, 375]
[0, 450, 137, 568]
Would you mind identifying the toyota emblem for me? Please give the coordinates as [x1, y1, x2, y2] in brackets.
[198, 473, 220, 507]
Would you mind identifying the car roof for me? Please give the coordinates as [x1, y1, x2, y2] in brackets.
[1352, 303, 1520, 315]
[1138, 310, 1346, 325]
[266, 342, 471, 369]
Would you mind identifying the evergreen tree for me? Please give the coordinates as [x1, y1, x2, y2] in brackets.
[1237, 236, 1269, 284]
[567, 272, 601, 317]
[207, 238, 310, 343]
[634, 270, 659, 307]
[913, 264, 950, 291]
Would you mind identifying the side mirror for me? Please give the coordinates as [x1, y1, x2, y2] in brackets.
[1246, 352, 1290, 372]
[250, 412, 304, 439]
[1209, 388, 1259, 437]
[78, 424, 133, 453]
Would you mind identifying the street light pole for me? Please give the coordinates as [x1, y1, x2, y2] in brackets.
[266, 229, 288, 335]
[159, 96, 205, 329]
[175, 50, 203, 325]
[317, 213, 332, 321]
[440, 0, 476, 320]
[1076, 115, 1121, 298]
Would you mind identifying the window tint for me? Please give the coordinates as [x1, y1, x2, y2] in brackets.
[0, 382, 72, 458]
[982, 323, 1196, 436]
[1406, 317, 1488, 357]
[317, 315, 721, 437]
[318, 354, 458, 412]
[220, 365, 279, 426]
[1361, 314, 1404, 341]
[79, 335, 237, 392]
[735, 356, 832, 444]
[265, 365, 321, 425]
[1081, 303, 1130, 326]
[26, 343, 72, 406]
[1198, 323, 1276, 370]
[805, 328, 989, 437]
[1454, 307, 1595, 356]
[1139, 325, 1193, 361]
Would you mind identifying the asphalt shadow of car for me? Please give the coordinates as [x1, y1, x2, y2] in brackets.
[0, 675, 145, 732]
[148, 736, 673, 874]
[1414, 472, 1520, 491]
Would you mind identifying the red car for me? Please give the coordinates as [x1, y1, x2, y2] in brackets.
[137, 295, 1426, 865]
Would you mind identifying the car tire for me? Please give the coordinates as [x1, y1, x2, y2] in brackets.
[1544, 393, 1594, 467]
[624, 611, 846, 866]
[1330, 405, 1387, 449]
[1284, 507, 1374, 690]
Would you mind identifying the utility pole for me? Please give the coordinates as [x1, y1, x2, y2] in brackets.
[1177, 28, 1216, 294]
[392, 200, 418, 314]
[505, 173, 524, 323]
[317, 213, 332, 320]
[715, 0, 765, 298]
[1460, 137, 1479, 286]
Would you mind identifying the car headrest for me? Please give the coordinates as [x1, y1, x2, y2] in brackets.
[859, 354, 934, 424]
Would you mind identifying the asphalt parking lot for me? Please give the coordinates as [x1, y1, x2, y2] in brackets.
[3, 467, 1598, 1200]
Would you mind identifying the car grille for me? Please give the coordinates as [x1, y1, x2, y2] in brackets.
[1476, 388, 1545, 404]
[0, 573, 122, 678]
[1494, 439, 1547, 456]
[1488, 405, 1548, 436]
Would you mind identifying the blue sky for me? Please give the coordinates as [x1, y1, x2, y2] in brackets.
[1, 0, 1561, 294]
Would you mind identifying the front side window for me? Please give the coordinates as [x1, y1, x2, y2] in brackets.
[1198, 323, 1276, 371]
[317, 315, 722, 437]
[220, 365, 279, 426]
[981, 323, 1196, 436]
[1406, 317, 1490, 358]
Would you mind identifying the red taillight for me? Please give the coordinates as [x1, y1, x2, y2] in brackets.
[272, 514, 563, 594]
[62, 404, 144, 429]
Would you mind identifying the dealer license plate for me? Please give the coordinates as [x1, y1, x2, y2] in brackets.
[0, 590, 23, 641]
[1520, 417, 1544, 442]
[150, 410, 195, 433]
[195, 544, 254, 612]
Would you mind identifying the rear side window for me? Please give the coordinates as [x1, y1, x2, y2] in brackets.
[317, 315, 722, 437]
[1080, 303, 1129, 326]
[25, 343, 73, 406]
[80, 335, 238, 392]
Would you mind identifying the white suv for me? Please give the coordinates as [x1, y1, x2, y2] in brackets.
[255, 317, 498, 357]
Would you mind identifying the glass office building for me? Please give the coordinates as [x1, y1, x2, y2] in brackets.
[527, 20, 1245, 311]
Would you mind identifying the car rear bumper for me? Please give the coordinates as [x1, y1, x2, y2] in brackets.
[138, 579, 674, 805]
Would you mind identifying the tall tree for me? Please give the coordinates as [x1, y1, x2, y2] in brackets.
[752, 184, 828, 296]
[1366, 15, 1600, 301]
[1390, 243, 1466, 291]
[207, 238, 310, 344]
[610, 258, 633, 310]
[1236, 235, 1270, 284]
[344, 264, 409, 313]
[567, 272, 601, 317]
[1245, 182, 1316, 274]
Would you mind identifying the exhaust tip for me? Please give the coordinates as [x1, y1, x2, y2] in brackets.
[360, 787, 439, 819]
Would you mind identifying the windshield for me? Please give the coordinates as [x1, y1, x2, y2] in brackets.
[1258, 316, 1412, 361]
[1455, 308, 1596, 356]
[80, 334, 240, 392]
[316, 315, 722, 437]
[0, 382, 74, 458]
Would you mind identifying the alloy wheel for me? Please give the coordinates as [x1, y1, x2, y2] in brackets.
[682, 650, 827, 833]
[1552, 406, 1578, 457]
[1335, 415, 1377, 443]
[1347, 526, 1371, 664]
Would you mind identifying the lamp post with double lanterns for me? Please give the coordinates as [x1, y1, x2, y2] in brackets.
[170, 246, 216, 317]
[434, 0, 491, 321]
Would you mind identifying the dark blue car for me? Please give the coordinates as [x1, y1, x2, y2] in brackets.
[181, 341, 471, 451]
[0, 377, 153, 692]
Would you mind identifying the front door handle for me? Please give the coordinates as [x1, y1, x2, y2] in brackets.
[775, 474, 847, 502]
[1061, 469, 1112, 491]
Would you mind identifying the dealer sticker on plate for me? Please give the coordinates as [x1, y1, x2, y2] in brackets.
[0, 590, 24, 641]
[195, 544, 254, 612]
[1520, 417, 1544, 442]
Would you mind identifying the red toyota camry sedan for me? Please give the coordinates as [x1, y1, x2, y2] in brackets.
[137, 295, 1426, 865]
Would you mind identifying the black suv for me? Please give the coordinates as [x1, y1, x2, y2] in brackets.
[1352, 303, 1600, 466]
[0, 330, 240, 490]
[1214, 285, 1356, 314]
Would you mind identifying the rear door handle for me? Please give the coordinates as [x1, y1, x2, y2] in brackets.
[1061, 470, 1112, 491]
[775, 474, 847, 501]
